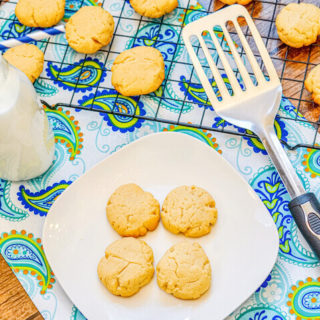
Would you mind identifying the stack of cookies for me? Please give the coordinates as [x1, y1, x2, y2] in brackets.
[97, 183, 218, 300]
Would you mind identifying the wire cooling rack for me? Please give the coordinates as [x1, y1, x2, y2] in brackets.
[1, 0, 320, 150]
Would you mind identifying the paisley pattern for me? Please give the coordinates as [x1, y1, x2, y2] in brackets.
[70, 306, 87, 320]
[163, 124, 222, 154]
[0, 180, 28, 221]
[302, 148, 320, 179]
[78, 90, 146, 133]
[234, 304, 289, 320]
[64, 0, 101, 20]
[46, 58, 106, 92]
[0, 230, 55, 294]
[45, 105, 83, 160]
[250, 166, 319, 267]
[287, 278, 320, 319]
[34, 79, 59, 97]
[17, 181, 72, 217]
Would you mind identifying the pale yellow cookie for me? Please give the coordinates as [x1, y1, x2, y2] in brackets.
[305, 64, 320, 105]
[219, 0, 252, 5]
[3, 44, 44, 83]
[130, 0, 178, 18]
[65, 6, 114, 54]
[106, 183, 160, 237]
[111, 46, 165, 96]
[161, 185, 218, 238]
[275, 3, 320, 48]
[15, 0, 65, 28]
[157, 241, 211, 300]
[97, 238, 154, 297]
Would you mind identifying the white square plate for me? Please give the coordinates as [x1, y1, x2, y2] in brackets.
[43, 132, 279, 320]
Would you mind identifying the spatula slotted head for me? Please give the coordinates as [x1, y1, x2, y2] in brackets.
[182, 4, 281, 112]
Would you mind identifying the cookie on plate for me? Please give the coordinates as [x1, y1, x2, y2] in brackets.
[275, 3, 320, 48]
[106, 183, 160, 237]
[157, 241, 211, 300]
[130, 0, 178, 18]
[97, 238, 154, 297]
[161, 185, 218, 237]
[65, 6, 114, 54]
[15, 0, 65, 28]
[305, 64, 320, 105]
[111, 46, 165, 96]
[3, 44, 44, 83]
[219, 0, 253, 5]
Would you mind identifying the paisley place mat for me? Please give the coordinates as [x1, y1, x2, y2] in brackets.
[0, 0, 319, 319]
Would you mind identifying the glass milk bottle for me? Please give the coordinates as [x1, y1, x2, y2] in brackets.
[0, 55, 55, 181]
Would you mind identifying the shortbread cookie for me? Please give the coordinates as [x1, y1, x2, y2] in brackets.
[15, 0, 65, 28]
[66, 6, 114, 54]
[106, 183, 160, 237]
[111, 46, 165, 96]
[3, 44, 44, 83]
[130, 0, 178, 18]
[219, 0, 252, 5]
[157, 241, 211, 300]
[305, 64, 320, 105]
[275, 3, 320, 48]
[161, 185, 218, 238]
[98, 238, 154, 297]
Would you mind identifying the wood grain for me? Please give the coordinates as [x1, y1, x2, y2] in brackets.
[0, 254, 43, 320]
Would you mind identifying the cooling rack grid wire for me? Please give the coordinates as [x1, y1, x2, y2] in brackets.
[1, 0, 320, 150]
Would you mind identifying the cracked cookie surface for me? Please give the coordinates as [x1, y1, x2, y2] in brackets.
[97, 238, 154, 297]
[129, 0, 178, 18]
[65, 6, 114, 54]
[305, 64, 320, 105]
[161, 185, 218, 238]
[156, 241, 211, 300]
[111, 46, 165, 96]
[3, 44, 44, 83]
[106, 183, 160, 237]
[15, 0, 65, 28]
[275, 3, 320, 48]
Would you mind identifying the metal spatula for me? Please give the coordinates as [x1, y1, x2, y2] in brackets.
[182, 4, 320, 258]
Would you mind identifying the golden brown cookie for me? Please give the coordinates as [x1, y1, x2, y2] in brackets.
[97, 238, 154, 297]
[3, 44, 44, 83]
[111, 46, 165, 96]
[65, 6, 114, 54]
[219, 0, 252, 5]
[275, 3, 320, 48]
[161, 185, 218, 238]
[130, 0, 178, 18]
[106, 183, 160, 237]
[305, 64, 320, 105]
[15, 0, 65, 28]
[157, 241, 211, 300]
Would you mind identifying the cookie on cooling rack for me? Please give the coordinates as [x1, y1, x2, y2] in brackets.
[15, 0, 65, 28]
[130, 0, 178, 18]
[65, 6, 114, 54]
[111, 46, 165, 96]
[305, 64, 320, 105]
[275, 3, 320, 48]
[3, 44, 44, 83]
[157, 241, 211, 300]
[98, 238, 154, 297]
[219, 0, 253, 5]
[161, 185, 218, 238]
[106, 183, 160, 237]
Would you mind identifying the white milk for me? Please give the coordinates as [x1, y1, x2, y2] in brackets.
[0, 55, 55, 181]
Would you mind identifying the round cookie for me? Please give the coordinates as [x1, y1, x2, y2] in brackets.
[111, 46, 165, 96]
[65, 6, 114, 54]
[275, 3, 320, 48]
[106, 183, 160, 237]
[130, 0, 178, 18]
[157, 241, 211, 300]
[305, 64, 320, 105]
[3, 44, 44, 83]
[97, 238, 154, 297]
[161, 185, 218, 237]
[15, 0, 65, 28]
[219, 0, 252, 5]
